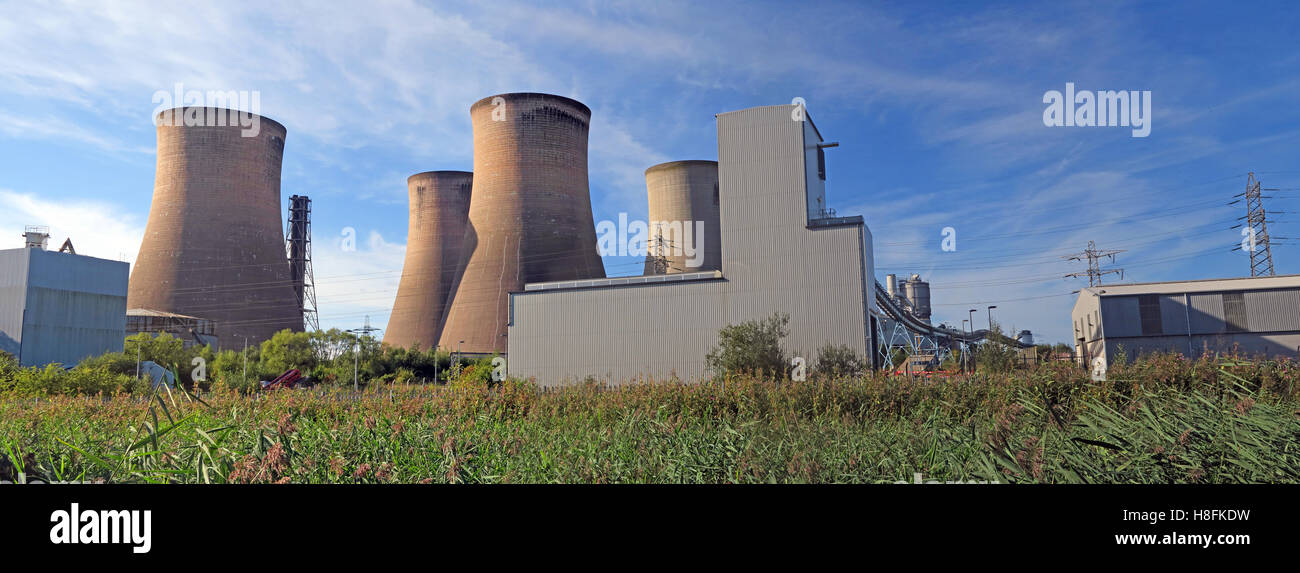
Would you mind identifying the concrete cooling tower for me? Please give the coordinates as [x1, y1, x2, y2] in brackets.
[439, 93, 606, 354]
[384, 171, 473, 350]
[128, 107, 302, 348]
[642, 160, 721, 275]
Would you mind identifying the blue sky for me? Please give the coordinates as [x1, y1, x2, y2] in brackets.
[1, 0, 1297, 345]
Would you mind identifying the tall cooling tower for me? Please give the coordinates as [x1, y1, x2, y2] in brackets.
[384, 171, 473, 350]
[129, 107, 302, 348]
[642, 160, 721, 275]
[439, 93, 605, 354]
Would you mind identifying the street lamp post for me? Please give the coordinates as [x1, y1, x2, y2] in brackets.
[987, 305, 998, 332]
[961, 319, 969, 372]
[967, 309, 978, 374]
[454, 340, 464, 379]
[126, 338, 143, 382]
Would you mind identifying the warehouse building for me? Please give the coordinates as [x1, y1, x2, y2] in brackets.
[507, 103, 878, 385]
[1072, 275, 1300, 376]
[0, 235, 129, 367]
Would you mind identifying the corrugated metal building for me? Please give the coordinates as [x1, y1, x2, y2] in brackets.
[1071, 275, 1300, 376]
[0, 247, 129, 367]
[507, 104, 878, 385]
[126, 308, 218, 348]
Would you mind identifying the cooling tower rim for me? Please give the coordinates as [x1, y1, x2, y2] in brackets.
[645, 160, 718, 175]
[469, 92, 591, 117]
[407, 170, 473, 183]
[154, 106, 286, 134]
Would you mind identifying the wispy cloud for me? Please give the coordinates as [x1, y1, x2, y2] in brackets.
[0, 189, 144, 262]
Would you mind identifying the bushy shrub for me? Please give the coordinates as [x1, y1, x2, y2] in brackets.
[0, 362, 141, 396]
[705, 312, 791, 378]
[975, 326, 1021, 374]
[814, 344, 865, 378]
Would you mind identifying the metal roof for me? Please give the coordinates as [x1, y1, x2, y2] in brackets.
[522, 270, 724, 292]
[1082, 274, 1300, 297]
[127, 308, 205, 320]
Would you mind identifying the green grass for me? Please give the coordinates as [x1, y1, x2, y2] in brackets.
[1, 354, 1297, 484]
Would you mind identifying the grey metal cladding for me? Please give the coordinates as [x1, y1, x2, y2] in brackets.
[1244, 288, 1300, 332]
[1159, 294, 1188, 335]
[1188, 292, 1226, 334]
[1100, 296, 1141, 338]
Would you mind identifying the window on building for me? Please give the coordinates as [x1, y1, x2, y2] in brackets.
[817, 146, 826, 181]
[1139, 294, 1163, 335]
[713, 182, 719, 206]
[1223, 292, 1248, 332]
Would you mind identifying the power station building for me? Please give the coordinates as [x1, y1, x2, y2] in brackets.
[439, 93, 606, 354]
[507, 103, 878, 385]
[385, 171, 473, 350]
[1072, 274, 1300, 376]
[0, 235, 128, 367]
[128, 107, 303, 348]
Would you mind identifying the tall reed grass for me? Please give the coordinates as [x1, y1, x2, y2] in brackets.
[1, 352, 1296, 484]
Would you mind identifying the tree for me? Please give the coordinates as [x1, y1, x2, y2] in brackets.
[123, 332, 186, 372]
[258, 330, 316, 378]
[705, 312, 791, 378]
[975, 325, 1020, 373]
[211, 349, 250, 390]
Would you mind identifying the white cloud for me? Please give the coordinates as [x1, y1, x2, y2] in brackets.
[0, 189, 144, 262]
[309, 228, 406, 333]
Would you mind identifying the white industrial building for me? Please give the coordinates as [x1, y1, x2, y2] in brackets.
[507, 103, 879, 385]
[1072, 274, 1300, 376]
[0, 231, 129, 367]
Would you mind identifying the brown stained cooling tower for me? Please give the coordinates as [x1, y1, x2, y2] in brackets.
[642, 160, 721, 275]
[383, 171, 473, 350]
[439, 93, 606, 354]
[128, 107, 302, 348]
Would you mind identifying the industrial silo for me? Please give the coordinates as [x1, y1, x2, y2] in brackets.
[439, 93, 606, 354]
[642, 160, 721, 275]
[384, 171, 473, 350]
[903, 273, 931, 323]
[128, 107, 302, 348]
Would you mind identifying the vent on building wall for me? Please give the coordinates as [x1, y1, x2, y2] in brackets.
[1139, 294, 1163, 335]
[1223, 292, 1248, 333]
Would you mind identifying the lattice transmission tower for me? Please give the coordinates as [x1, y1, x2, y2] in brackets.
[1239, 172, 1277, 277]
[1063, 241, 1125, 287]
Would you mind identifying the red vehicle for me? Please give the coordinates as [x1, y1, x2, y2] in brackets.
[259, 369, 305, 391]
